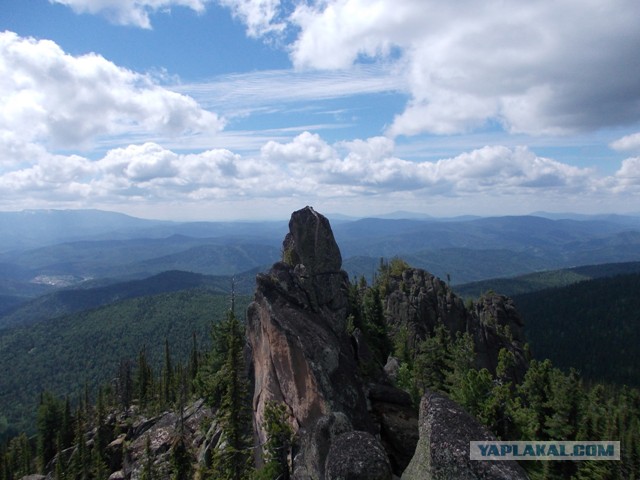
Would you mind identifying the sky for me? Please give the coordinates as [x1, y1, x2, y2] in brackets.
[1, 0, 640, 220]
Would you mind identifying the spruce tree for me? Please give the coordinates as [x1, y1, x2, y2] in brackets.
[163, 338, 174, 406]
[256, 401, 294, 480]
[208, 309, 252, 480]
[137, 347, 153, 410]
[140, 434, 156, 480]
[116, 359, 133, 410]
[189, 331, 199, 391]
[36, 391, 63, 471]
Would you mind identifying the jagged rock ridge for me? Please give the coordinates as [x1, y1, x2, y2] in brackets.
[383, 267, 528, 380]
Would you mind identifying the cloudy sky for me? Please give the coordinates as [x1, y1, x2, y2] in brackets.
[1, 0, 639, 220]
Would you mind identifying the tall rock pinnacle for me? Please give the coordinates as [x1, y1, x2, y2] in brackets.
[247, 206, 376, 479]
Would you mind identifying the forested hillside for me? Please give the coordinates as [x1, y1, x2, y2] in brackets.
[454, 260, 640, 298]
[0, 270, 257, 330]
[0, 289, 251, 440]
[513, 273, 640, 386]
[2, 258, 639, 480]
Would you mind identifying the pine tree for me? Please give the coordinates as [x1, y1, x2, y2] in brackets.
[140, 434, 156, 480]
[69, 404, 90, 480]
[256, 401, 294, 480]
[116, 359, 133, 410]
[61, 396, 74, 450]
[361, 285, 391, 366]
[208, 309, 253, 480]
[137, 346, 153, 410]
[163, 338, 174, 406]
[413, 323, 452, 394]
[189, 331, 199, 390]
[36, 391, 63, 471]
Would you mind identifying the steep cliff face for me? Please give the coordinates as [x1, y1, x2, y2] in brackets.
[247, 206, 375, 478]
[383, 268, 528, 379]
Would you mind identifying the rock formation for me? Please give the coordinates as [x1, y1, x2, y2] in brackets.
[383, 268, 528, 380]
[247, 207, 531, 478]
[402, 391, 529, 480]
[247, 206, 376, 479]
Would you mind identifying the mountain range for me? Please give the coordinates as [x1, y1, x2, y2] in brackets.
[2, 209, 640, 321]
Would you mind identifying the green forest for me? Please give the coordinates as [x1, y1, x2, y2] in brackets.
[1, 261, 639, 479]
[0, 289, 251, 440]
[514, 273, 640, 386]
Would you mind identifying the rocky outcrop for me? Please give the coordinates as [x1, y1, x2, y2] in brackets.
[325, 431, 392, 480]
[367, 384, 419, 473]
[48, 399, 216, 480]
[383, 268, 528, 380]
[247, 207, 376, 479]
[402, 391, 529, 480]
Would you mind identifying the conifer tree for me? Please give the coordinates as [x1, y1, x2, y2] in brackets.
[36, 391, 63, 471]
[137, 347, 153, 410]
[361, 285, 391, 365]
[189, 331, 199, 390]
[61, 396, 74, 450]
[140, 434, 156, 480]
[256, 401, 294, 480]
[69, 404, 90, 480]
[116, 359, 133, 410]
[208, 308, 252, 480]
[413, 323, 452, 394]
[163, 338, 174, 406]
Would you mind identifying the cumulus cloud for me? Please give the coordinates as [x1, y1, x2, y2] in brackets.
[611, 132, 640, 152]
[50, 0, 210, 28]
[0, 31, 223, 154]
[217, 0, 285, 37]
[52, 0, 286, 34]
[285, 0, 640, 137]
[1, 132, 611, 209]
[615, 157, 640, 186]
[49, 0, 640, 139]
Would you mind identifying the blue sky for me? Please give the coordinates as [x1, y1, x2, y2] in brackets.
[1, 0, 639, 220]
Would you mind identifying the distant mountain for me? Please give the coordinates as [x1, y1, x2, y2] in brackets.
[0, 270, 258, 330]
[2, 209, 640, 306]
[0, 236, 278, 281]
[512, 273, 640, 386]
[454, 261, 640, 298]
[0, 209, 287, 253]
[0, 209, 169, 252]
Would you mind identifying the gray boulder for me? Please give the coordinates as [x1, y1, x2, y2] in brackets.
[402, 391, 528, 480]
[325, 431, 392, 480]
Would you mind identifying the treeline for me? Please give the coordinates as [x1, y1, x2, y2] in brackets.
[0, 305, 293, 480]
[514, 272, 640, 386]
[3, 260, 640, 479]
[0, 289, 251, 439]
[0, 332, 201, 479]
[351, 259, 640, 479]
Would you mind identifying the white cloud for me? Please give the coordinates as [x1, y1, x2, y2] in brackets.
[615, 157, 640, 186]
[0, 133, 604, 206]
[284, 0, 640, 137]
[177, 65, 407, 118]
[0, 32, 223, 155]
[47, 0, 640, 140]
[611, 132, 640, 152]
[50, 0, 210, 28]
[216, 0, 285, 37]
